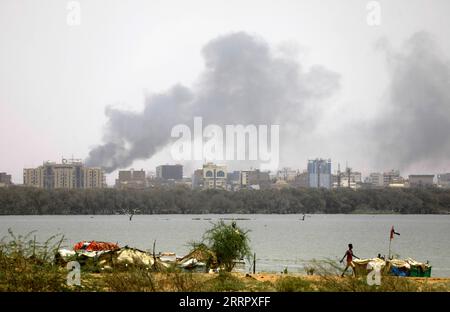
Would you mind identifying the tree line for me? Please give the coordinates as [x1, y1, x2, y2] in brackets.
[0, 186, 449, 215]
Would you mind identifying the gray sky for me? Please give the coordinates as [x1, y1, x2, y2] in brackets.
[1, 0, 450, 185]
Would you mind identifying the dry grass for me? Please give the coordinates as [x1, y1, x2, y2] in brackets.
[0, 230, 68, 292]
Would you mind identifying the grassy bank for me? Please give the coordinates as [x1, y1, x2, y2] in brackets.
[1, 248, 449, 292]
[2, 231, 449, 292]
[99, 271, 450, 292]
[2, 267, 450, 292]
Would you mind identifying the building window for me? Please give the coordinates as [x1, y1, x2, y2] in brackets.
[205, 171, 213, 177]
[217, 171, 225, 178]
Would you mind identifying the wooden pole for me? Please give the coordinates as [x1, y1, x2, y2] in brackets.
[388, 238, 392, 259]
[152, 240, 157, 271]
[32, 235, 36, 257]
[253, 253, 256, 274]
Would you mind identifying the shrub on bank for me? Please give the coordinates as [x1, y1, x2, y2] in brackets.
[198, 220, 252, 272]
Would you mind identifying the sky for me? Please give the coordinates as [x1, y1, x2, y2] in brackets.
[1, 0, 450, 185]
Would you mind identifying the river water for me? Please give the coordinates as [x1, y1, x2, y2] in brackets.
[1, 214, 449, 276]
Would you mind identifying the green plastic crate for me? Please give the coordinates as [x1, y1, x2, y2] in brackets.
[410, 266, 432, 277]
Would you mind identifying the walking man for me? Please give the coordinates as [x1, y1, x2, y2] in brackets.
[340, 243, 360, 277]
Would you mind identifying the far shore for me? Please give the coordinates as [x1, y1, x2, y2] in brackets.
[2, 212, 450, 216]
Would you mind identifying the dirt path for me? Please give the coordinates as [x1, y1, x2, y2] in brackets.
[239, 272, 450, 284]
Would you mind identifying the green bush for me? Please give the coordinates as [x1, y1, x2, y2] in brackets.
[201, 221, 252, 272]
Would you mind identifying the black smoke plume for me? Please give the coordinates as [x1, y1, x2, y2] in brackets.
[86, 32, 340, 172]
[370, 32, 450, 171]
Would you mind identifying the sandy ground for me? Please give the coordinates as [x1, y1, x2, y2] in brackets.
[88, 270, 450, 284]
[80, 271, 450, 292]
[237, 272, 450, 284]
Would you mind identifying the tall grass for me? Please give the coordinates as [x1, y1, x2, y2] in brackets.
[0, 229, 68, 291]
[203, 271, 246, 292]
[275, 276, 314, 292]
[104, 269, 252, 292]
[103, 266, 204, 292]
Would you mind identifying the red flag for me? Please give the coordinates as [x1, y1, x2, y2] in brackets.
[390, 226, 400, 240]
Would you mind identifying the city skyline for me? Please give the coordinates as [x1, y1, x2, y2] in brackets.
[2, 1, 450, 187]
[7, 156, 449, 188]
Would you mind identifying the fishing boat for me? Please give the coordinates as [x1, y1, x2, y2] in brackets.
[352, 257, 432, 277]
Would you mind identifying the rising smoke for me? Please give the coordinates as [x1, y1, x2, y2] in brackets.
[86, 32, 340, 172]
[369, 32, 450, 171]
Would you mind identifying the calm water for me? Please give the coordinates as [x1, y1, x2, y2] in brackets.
[1, 214, 449, 277]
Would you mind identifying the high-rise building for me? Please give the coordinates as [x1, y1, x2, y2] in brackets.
[156, 164, 183, 180]
[202, 163, 227, 190]
[23, 159, 105, 189]
[115, 169, 146, 189]
[240, 170, 271, 189]
[23, 167, 43, 187]
[192, 169, 204, 189]
[437, 173, 450, 188]
[83, 167, 105, 189]
[308, 159, 332, 189]
[383, 170, 404, 186]
[366, 172, 384, 187]
[0, 172, 12, 187]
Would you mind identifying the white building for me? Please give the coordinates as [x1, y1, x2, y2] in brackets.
[202, 163, 227, 190]
[383, 169, 404, 186]
[437, 173, 450, 188]
[276, 167, 299, 182]
[367, 172, 384, 187]
[23, 159, 105, 189]
[408, 175, 434, 187]
[333, 170, 362, 189]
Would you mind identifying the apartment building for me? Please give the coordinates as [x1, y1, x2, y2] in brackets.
[23, 159, 105, 189]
